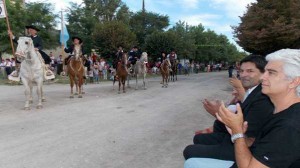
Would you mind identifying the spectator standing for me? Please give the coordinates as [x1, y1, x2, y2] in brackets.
[93, 63, 99, 84]
[4, 58, 12, 78]
[56, 55, 63, 75]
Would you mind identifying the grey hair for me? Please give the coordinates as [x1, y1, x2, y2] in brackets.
[266, 49, 300, 96]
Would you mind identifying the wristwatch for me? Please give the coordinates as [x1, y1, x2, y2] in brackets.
[231, 133, 245, 143]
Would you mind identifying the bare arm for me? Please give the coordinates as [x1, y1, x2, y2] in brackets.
[216, 103, 269, 168]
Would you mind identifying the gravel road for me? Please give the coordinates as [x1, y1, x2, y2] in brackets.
[0, 71, 232, 168]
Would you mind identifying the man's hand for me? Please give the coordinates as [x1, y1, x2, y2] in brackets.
[34, 48, 39, 51]
[216, 102, 245, 134]
[229, 76, 245, 101]
[202, 99, 221, 117]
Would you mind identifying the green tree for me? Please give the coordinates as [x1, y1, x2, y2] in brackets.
[168, 21, 196, 60]
[0, 0, 57, 53]
[233, 0, 300, 55]
[92, 21, 137, 59]
[144, 31, 180, 61]
[130, 11, 169, 47]
[66, 1, 132, 54]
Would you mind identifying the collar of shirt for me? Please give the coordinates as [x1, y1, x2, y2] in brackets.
[243, 85, 259, 102]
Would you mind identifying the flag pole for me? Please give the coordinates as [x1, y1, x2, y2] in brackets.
[3, 0, 15, 56]
[61, 9, 66, 76]
[61, 9, 65, 59]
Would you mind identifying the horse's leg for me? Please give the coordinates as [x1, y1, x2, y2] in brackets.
[22, 78, 31, 110]
[143, 73, 147, 90]
[78, 76, 83, 98]
[118, 79, 121, 94]
[166, 74, 169, 88]
[69, 76, 74, 98]
[41, 85, 46, 102]
[29, 82, 33, 104]
[75, 78, 79, 95]
[135, 74, 138, 90]
[122, 78, 126, 93]
[113, 74, 116, 90]
[127, 75, 131, 88]
[36, 79, 43, 109]
[160, 73, 165, 87]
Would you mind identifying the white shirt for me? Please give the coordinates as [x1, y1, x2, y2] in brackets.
[5, 61, 12, 67]
[243, 85, 258, 102]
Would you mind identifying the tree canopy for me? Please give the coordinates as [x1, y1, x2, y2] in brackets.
[233, 0, 300, 55]
[1, 0, 244, 64]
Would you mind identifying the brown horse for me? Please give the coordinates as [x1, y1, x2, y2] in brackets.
[160, 59, 171, 88]
[170, 59, 178, 82]
[67, 46, 85, 98]
[113, 53, 128, 93]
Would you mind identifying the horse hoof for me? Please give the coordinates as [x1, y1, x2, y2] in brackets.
[36, 105, 43, 109]
[78, 95, 83, 98]
[118, 91, 121, 94]
[144, 88, 147, 90]
[74, 93, 78, 95]
[70, 95, 74, 98]
[42, 98, 46, 102]
[29, 100, 33, 104]
[123, 91, 126, 93]
[82, 92, 85, 94]
[24, 107, 30, 110]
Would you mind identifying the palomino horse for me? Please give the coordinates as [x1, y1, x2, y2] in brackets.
[160, 59, 171, 88]
[15, 37, 46, 110]
[113, 53, 128, 93]
[170, 59, 178, 82]
[67, 45, 84, 98]
[127, 52, 148, 90]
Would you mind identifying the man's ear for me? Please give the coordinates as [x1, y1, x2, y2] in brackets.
[289, 77, 300, 89]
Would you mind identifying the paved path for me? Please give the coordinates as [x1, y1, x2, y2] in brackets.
[0, 72, 232, 168]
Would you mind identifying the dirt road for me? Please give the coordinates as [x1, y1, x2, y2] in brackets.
[0, 72, 232, 168]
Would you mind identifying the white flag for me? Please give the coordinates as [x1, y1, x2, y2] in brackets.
[0, 0, 6, 18]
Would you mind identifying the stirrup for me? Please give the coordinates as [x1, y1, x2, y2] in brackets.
[10, 70, 19, 77]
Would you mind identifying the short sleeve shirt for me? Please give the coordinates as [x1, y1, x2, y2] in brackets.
[251, 103, 300, 168]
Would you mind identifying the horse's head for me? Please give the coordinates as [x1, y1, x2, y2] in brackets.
[122, 53, 128, 65]
[74, 45, 82, 60]
[15, 37, 34, 62]
[165, 59, 171, 67]
[140, 52, 148, 64]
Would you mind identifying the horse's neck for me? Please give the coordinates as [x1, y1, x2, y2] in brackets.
[28, 49, 42, 65]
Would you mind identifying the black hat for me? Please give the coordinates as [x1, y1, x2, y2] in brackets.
[72, 36, 83, 44]
[25, 25, 40, 31]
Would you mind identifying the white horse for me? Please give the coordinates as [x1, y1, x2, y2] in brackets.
[128, 52, 148, 90]
[15, 37, 45, 110]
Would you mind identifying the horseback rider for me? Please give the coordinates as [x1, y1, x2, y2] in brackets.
[113, 46, 124, 70]
[167, 50, 177, 63]
[64, 37, 86, 76]
[8, 25, 54, 80]
[64, 37, 84, 64]
[128, 46, 139, 66]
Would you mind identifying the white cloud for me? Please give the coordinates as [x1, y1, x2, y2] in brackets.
[210, 0, 257, 19]
[180, 14, 222, 27]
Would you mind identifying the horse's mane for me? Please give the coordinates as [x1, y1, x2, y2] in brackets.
[140, 52, 148, 62]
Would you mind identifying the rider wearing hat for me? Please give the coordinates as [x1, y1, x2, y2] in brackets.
[8, 25, 54, 79]
[64, 36, 86, 76]
[64, 36, 84, 64]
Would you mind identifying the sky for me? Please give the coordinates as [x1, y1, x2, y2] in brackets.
[27, 0, 257, 48]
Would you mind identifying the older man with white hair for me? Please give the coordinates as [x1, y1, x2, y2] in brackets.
[184, 49, 300, 168]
